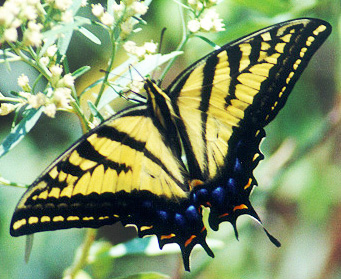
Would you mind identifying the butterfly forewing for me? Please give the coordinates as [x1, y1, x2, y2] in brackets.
[167, 18, 331, 181]
[11, 106, 189, 236]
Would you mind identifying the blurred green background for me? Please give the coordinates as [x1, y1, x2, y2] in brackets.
[0, 0, 340, 278]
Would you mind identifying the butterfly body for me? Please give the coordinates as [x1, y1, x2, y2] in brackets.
[10, 18, 331, 271]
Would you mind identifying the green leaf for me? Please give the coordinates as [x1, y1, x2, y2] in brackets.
[117, 272, 170, 279]
[193, 35, 220, 48]
[58, 30, 73, 58]
[70, 0, 83, 14]
[232, 0, 291, 16]
[42, 17, 92, 58]
[107, 0, 115, 16]
[0, 107, 43, 159]
[72, 66, 91, 79]
[78, 27, 101, 45]
[87, 100, 105, 123]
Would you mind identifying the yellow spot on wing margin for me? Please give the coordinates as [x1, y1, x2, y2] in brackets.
[13, 219, 27, 230]
[28, 217, 39, 224]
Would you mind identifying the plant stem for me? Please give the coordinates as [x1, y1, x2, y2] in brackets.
[93, 37, 118, 109]
[63, 229, 97, 279]
[159, 1, 190, 81]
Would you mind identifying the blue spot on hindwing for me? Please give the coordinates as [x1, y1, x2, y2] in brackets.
[191, 188, 209, 205]
[157, 210, 168, 222]
[211, 187, 225, 207]
[185, 205, 199, 222]
[141, 200, 153, 210]
[175, 213, 186, 228]
[233, 157, 243, 174]
[226, 178, 238, 195]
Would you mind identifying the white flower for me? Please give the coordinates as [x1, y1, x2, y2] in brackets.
[113, 2, 124, 14]
[23, 30, 43, 47]
[50, 65, 63, 76]
[19, 91, 31, 99]
[22, 5, 38, 21]
[4, 1, 20, 16]
[44, 103, 57, 118]
[81, 0, 88, 7]
[46, 44, 58, 57]
[213, 17, 225, 31]
[134, 46, 146, 58]
[11, 18, 22, 28]
[188, 19, 201, 33]
[3, 27, 18, 42]
[59, 74, 74, 88]
[24, 21, 44, 46]
[91, 3, 104, 17]
[54, 0, 73, 11]
[27, 21, 42, 32]
[27, 92, 46, 109]
[131, 1, 148, 15]
[40, 56, 50, 66]
[61, 10, 73, 23]
[124, 40, 157, 59]
[0, 103, 16, 116]
[17, 74, 30, 89]
[121, 20, 133, 36]
[53, 87, 72, 108]
[0, 7, 14, 26]
[188, 0, 203, 10]
[123, 41, 137, 53]
[27, 0, 40, 5]
[200, 16, 214, 31]
[144, 41, 157, 53]
[100, 12, 114, 26]
[198, 8, 225, 32]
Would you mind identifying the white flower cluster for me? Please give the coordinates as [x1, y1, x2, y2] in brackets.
[10, 67, 75, 118]
[39, 44, 58, 67]
[123, 40, 158, 60]
[187, 0, 225, 33]
[0, 0, 42, 45]
[0, 0, 79, 46]
[91, 1, 148, 39]
[0, 103, 16, 116]
[188, 0, 218, 10]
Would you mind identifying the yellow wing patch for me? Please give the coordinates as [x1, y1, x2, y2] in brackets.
[170, 19, 331, 180]
[11, 110, 189, 234]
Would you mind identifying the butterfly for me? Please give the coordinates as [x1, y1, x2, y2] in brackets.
[10, 18, 331, 271]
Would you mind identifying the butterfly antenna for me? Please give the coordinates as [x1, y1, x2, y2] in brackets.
[100, 67, 147, 104]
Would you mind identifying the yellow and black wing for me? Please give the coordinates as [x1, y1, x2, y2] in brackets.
[10, 18, 331, 271]
[10, 102, 214, 271]
[10, 105, 190, 231]
[168, 18, 330, 181]
[166, 18, 331, 231]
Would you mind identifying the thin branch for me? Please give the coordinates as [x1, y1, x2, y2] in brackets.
[63, 229, 97, 279]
